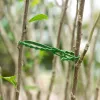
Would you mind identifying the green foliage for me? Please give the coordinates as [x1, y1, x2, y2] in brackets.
[39, 51, 53, 70]
[29, 14, 48, 22]
[39, 51, 48, 59]
[1, 18, 8, 29]
[82, 23, 89, 29]
[25, 49, 32, 59]
[23, 49, 34, 74]
[18, 0, 23, 2]
[0, 96, 2, 100]
[1, 18, 15, 41]
[23, 59, 33, 73]
[30, 0, 40, 7]
[8, 32, 15, 41]
[24, 85, 39, 91]
[0, 76, 17, 88]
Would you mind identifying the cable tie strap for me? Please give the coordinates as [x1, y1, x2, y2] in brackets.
[18, 40, 80, 61]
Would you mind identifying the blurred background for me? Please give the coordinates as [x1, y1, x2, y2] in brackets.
[0, 0, 100, 100]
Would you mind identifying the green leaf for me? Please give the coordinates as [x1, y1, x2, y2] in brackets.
[29, 14, 48, 22]
[31, 0, 40, 7]
[24, 85, 39, 91]
[0, 76, 17, 88]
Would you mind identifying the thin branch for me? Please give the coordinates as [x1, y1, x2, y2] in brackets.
[57, 0, 69, 48]
[71, 13, 100, 100]
[0, 23, 18, 66]
[37, 90, 41, 100]
[94, 87, 99, 100]
[75, 0, 85, 56]
[86, 29, 99, 100]
[15, 0, 29, 100]
[85, 17, 100, 100]
[46, 0, 69, 100]
[71, 0, 85, 99]
[64, 1, 78, 100]
[71, 0, 79, 51]
[88, 15, 100, 43]
[94, 78, 100, 100]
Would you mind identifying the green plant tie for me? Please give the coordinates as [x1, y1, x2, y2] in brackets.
[18, 40, 79, 61]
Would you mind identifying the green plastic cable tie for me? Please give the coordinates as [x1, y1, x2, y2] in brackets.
[18, 40, 80, 61]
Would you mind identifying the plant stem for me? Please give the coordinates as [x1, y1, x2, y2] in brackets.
[74, 0, 85, 56]
[86, 29, 99, 100]
[71, 0, 85, 99]
[71, 13, 100, 100]
[46, 0, 69, 100]
[94, 78, 100, 100]
[15, 0, 29, 100]
[95, 87, 99, 100]
[64, 1, 78, 100]
[71, 0, 79, 52]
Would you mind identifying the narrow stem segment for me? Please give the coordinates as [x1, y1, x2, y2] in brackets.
[71, 0, 85, 100]
[64, 1, 78, 100]
[94, 78, 100, 100]
[75, 0, 85, 56]
[15, 0, 29, 100]
[71, 0, 79, 51]
[46, 0, 69, 100]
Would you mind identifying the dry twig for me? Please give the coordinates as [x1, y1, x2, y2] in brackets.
[15, 0, 29, 100]
[64, 1, 78, 100]
[71, 0, 85, 99]
[94, 78, 100, 100]
[46, 0, 69, 100]
[86, 29, 99, 100]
